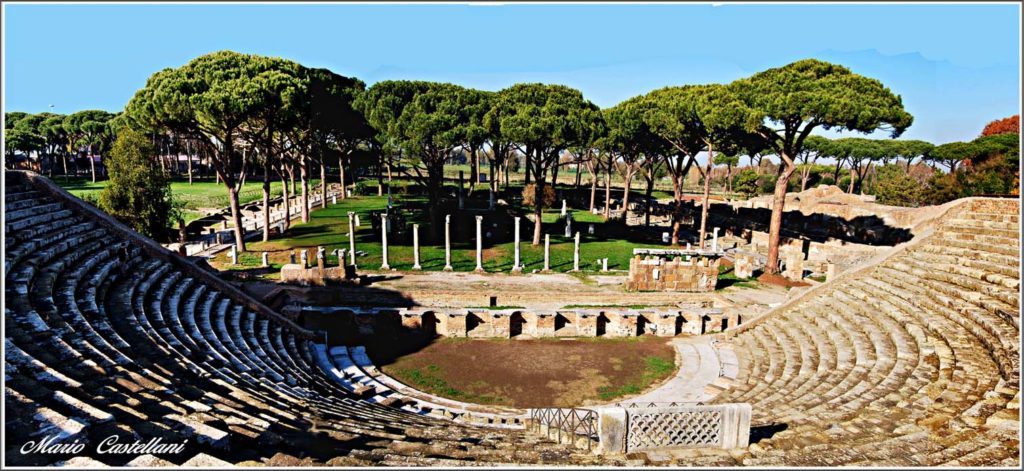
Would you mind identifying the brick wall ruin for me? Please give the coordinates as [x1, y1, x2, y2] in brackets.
[626, 254, 720, 292]
[304, 306, 741, 342]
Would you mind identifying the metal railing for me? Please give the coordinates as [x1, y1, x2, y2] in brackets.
[528, 408, 598, 451]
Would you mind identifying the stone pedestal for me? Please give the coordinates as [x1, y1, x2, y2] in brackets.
[734, 254, 754, 279]
[300, 250, 308, 268]
[316, 246, 325, 271]
[261, 252, 269, 268]
[783, 253, 804, 282]
[826, 262, 836, 281]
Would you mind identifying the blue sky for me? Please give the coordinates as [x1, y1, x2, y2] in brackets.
[3, 2, 1020, 144]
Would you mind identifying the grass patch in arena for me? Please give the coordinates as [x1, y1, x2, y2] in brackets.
[370, 336, 676, 408]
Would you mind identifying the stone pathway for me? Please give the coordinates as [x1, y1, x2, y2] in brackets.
[591, 336, 736, 408]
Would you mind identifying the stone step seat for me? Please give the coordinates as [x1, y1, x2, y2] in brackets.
[883, 259, 1020, 351]
[4, 189, 42, 202]
[959, 210, 1019, 223]
[763, 310, 838, 414]
[6, 195, 51, 211]
[6, 208, 76, 233]
[910, 247, 1020, 284]
[731, 323, 785, 405]
[224, 305, 286, 382]
[748, 322, 813, 413]
[931, 234, 1021, 258]
[941, 220, 1020, 240]
[905, 250, 1022, 299]
[314, 344, 400, 403]
[874, 265, 1019, 381]
[897, 253, 1020, 312]
[37, 238, 137, 368]
[5, 201, 66, 223]
[917, 242, 1022, 270]
[4, 219, 94, 270]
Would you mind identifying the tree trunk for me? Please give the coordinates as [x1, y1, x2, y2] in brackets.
[644, 173, 655, 227]
[698, 145, 714, 249]
[468, 146, 478, 195]
[227, 187, 246, 252]
[589, 168, 598, 212]
[621, 169, 634, 223]
[187, 141, 194, 185]
[765, 162, 797, 275]
[531, 151, 544, 246]
[524, 152, 532, 186]
[262, 161, 271, 242]
[575, 159, 583, 193]
[603, 158, 612, 219]
[89, 144, 97, 183]
[339, 154, 347, 200]
[300, 157, 310, 223]
[320, 161, 327, 209]
[280, 167, 291, 232]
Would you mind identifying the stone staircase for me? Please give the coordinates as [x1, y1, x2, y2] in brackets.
[3, 171, 613, 466]
[677, 198, 1020, 466]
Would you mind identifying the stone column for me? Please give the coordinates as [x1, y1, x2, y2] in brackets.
[572, 231, 581, 272]
[412, 224, 422, 270]
[564, 214, 572, 238]
[826, 262, 836, 281]
[488, 186, 495, 210]
[347, 212, 357, 268]
[443, 214, 453, 271]
[300, 249, 308, 268]
[601, 258, 608, 272]
[712, 227, 720, 252]
[261, 252, 269, 268]
[474, 216, 484, 272]
[380, 213, 390, 270]
[458, 171, 465, 210]
[561, 199, 567, 216]
[316, 246, 325, 270]
[332, 195, 337, 205]
[512, 217, 522, 273]
[229, 245, 237, 265]
[543, 234, 551, 272]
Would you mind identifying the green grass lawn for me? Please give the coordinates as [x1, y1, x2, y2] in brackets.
[59, 176, 322, 224]
[243, 195, 656, 273]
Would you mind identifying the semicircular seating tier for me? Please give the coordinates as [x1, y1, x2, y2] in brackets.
[697, 197, 1020, 466]
[3, 171, 608, 467]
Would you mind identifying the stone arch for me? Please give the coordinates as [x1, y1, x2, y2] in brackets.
[510, 312, 526, 337]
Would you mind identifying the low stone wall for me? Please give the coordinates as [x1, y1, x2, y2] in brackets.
[625, 255, 720, 292]
[597, 403, 751, 453]
[306, 306, 741, 340]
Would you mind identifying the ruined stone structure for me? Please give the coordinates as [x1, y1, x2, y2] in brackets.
[3, 171, 607, 467]
[4, 170, 1019, 467]
[306, 306, 736, 340]
[626, 248, 723, 292]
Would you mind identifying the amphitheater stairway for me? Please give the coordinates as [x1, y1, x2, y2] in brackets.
[3, 171, 616, 466]
[684, 198, 1020, 467]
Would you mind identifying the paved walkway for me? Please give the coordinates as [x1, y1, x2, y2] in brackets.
[593, 336, 738, 407]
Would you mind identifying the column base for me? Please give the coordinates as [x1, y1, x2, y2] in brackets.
[474, 267, 485, 273]
[510, 267, 522, 273]
[412, 264, 422, 270]
[381, 264, 391, 270]
[443, 266, 453, 272]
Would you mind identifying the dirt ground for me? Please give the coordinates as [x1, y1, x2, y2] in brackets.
[367, 337, 676, 409]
